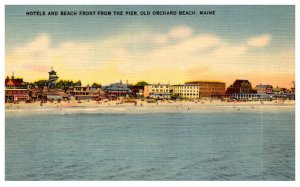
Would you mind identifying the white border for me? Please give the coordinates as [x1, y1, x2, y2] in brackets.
[1, 0, 298, 187]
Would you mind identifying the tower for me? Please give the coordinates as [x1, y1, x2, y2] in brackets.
[46, 67, 59, 89]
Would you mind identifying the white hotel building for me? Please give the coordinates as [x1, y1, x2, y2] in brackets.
[170, 84, 200, 99]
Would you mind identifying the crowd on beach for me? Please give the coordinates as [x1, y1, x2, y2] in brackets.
[5, 97, 295, 111]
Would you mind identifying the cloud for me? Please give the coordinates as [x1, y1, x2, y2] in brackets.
[211, 44, 248, 58]
[145, 34, 222, 69]
[247, 34, 272, 47]
[23, 33, 50, 53]
[153, 34, 169, 44]
[6, 30, 293, 87]
[24, 64, 49, 72]
[169, 26, 193, 39]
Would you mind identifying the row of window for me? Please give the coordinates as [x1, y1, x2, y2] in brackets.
[173, 86, 198, 89]
[174, 89, 198, 91]
[73, 88, 88, 91]
[5, 90, 28, 94]
[231, 94, 262, 98]
[174, 90, 198, 93]
[152, 89, 169, 92]
[173, 86, 225, 90]
[152, 85, 169, 88]
[72, 92, 98, 95]
[179, 93, 199, 96]
[200, 88, 225, 91]
[199, 84, 224, 87]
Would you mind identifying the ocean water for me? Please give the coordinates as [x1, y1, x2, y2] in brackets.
[5, 105, 295, 180]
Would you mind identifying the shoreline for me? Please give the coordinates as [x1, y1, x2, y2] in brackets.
[5, 99, 295, 116]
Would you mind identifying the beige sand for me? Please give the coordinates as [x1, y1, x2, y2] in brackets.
[5, 99, 295, 114]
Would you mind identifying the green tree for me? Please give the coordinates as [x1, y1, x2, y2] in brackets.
[56, 80, 76, 90]
[67, 80, 75, 88]
[92, 82, 102, 88]
[135, 81, 149, 86]
[74, 80, 82, 86]
[23, 82, 30, 87]
[56, 80, 65, 89]
[32, 80, 47, 89]
[170, 93, 180, 100]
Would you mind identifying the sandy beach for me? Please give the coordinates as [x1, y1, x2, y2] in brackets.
[5, 99, 295, 115]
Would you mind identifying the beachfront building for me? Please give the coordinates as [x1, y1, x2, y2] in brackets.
[5, 74, 29, 103]
[272, 86, 294, 99]
[226, 79, 255, 94]
[226, 79, 264, 100]
[29, 86, 44, 101]
[36, 68, 70, 101]
[67, 86, 103, 100]
[102, 81, 132, 98]
[185, 81, 226, 98]
[144, 83, 170, 99]
[230, 93, 272, 101]
[273, 87, 284, 95]
[170, 84, 200, 99]
[29, 86, 70, 101]
[128, 85, 144, 98]
[255, 84, 273, 94]
[43, 90, 70, 100]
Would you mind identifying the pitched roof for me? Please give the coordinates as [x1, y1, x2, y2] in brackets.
[103, 83, 131, 91]
[232, 79, 251, 86]
[234, 79, 250, 83]
[5, 78, 24, 86]
[255, 84, 272, 89]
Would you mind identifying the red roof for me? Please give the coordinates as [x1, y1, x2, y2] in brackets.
[5, 78, 23, 86]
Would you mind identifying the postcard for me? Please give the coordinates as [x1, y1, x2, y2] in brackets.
[5, 5, 295, 181]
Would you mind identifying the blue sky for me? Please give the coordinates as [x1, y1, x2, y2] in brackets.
[5, 5, 295, 87]
[6, 6, 295, 49]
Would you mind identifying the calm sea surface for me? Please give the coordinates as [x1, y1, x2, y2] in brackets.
[5, 105, 295, 180]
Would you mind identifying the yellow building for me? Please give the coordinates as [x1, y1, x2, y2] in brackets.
[144, 83, 170, 98]
[170, 84, 199, 99]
